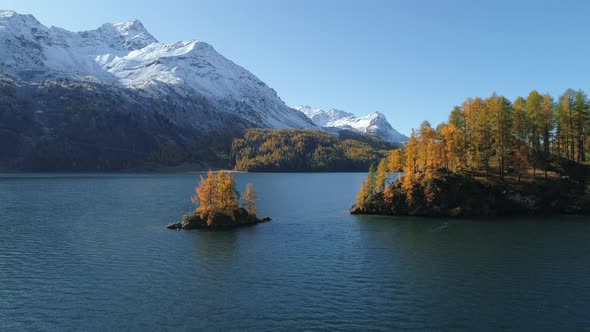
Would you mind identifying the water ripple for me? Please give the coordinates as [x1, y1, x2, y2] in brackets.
[1, 173, 590, 331]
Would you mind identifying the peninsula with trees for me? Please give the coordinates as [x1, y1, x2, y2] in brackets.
[352, 89, 590, 217]
[167, 170, 269, 229]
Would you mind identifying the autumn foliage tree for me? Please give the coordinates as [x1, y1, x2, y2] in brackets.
[192, 171, 258, 225]
[354, 89, 590, 210]
[243, 183, 257, 215]
[387, 148, 405, 173]
[193, 170, 218, 223]
[356, 164, 378, 208]
[375, 159, 388, 191]
[217, 170, 240, 215]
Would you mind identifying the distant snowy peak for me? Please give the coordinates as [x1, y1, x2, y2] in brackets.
[296, 106, 408, 143]
[110, 20, 158, 50]
[294, 106, 354, 127]
[0, 9, 315, 129]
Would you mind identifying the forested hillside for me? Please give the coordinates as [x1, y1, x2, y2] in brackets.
[232, 129, 398, 172]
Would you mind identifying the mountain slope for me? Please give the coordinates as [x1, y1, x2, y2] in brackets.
[0, 9, 314, 130]
[0, 74, 250, 170]
[0, 10, 325, 170]
[295, 106, 408, 143]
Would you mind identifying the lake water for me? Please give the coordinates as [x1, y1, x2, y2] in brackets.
[1, 172, 589, 331]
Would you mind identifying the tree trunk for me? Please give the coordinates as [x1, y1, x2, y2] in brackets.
[544, 165, 547, 179]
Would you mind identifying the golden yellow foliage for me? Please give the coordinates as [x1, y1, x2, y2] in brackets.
[232, 129, 393, 172]
[383, 185, 395, 205]
[375, 159, 389, 191]
[355, 89, 590, 210]
[387, 148, 405, 173]
[356, 180, 370, 208]
[217, 170, 240, 216]
[192, 170, 257, 225]
[194, 170, 219, 225]
[243, 183, 257, 215]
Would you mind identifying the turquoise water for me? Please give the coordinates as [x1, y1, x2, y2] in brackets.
[1, 173, 589, 331]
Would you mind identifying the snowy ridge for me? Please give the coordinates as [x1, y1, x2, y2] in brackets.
[295, 106, 355, 127]
[0, 9, 315, 129]
[295, 105, 408, 143]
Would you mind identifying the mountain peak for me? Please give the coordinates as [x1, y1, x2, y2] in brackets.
[294, 106, 354, 126]
[0, 9, 315, 129]
[0, 9, 16, 17]
[366, 111, 385, 119]
[95, 19, 158, 50]
[0, 9, 43, 27]
[112, 19, 153, 39]
[113, 19, 143, 29]
[298, 106, 408, 143]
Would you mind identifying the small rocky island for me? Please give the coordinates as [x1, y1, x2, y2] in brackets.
[168, 170, 271, 229]
[351, 92, 590, 218]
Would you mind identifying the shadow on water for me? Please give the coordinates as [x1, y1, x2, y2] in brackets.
[192, 227, 239, 250]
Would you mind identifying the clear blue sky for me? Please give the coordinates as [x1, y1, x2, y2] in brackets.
[4, 0, 590, 135]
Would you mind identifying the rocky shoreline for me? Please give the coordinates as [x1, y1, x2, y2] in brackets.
[351, 169, 590, 218]
[167, 208, 271, 230]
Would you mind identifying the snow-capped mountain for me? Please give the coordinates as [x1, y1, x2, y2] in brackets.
[295, 106, 355, 127]
[0, 9, 314, 129]
[295, 106, 408, 143]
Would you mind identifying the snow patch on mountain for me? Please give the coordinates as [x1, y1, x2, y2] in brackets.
[295, 106, 355, 127]
[295, 105, 408, 143]
[0, 9, 315, 129]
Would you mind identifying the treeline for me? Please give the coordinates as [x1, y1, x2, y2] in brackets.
[231, 129, 393, 172]
[356, 89, 590, 212]
[395, 89, 587, 179]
